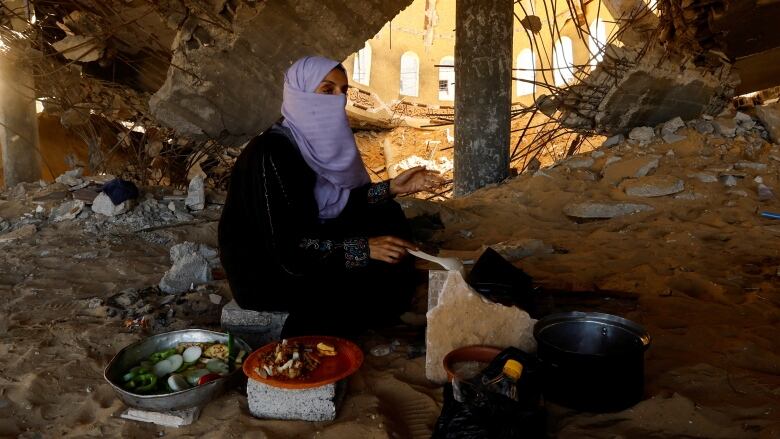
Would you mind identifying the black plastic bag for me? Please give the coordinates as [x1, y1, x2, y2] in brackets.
[468, 248, 537, 315]
[432, 347, 547, 439]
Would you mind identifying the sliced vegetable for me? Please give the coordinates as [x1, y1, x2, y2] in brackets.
[206, 359, 229, 375]
[122, 366, 149, 382]
[197, 373, 221, 386]
[167, 374, 190, 392]
[204, 344, 229, 361]
[183, 368, 211, 385]
[182, 346, 202, 363]
[126, 373, 157, 393]
[167, 354, 183, 372]
[149, 348, 177, 363]
[227, 333, 236, 369]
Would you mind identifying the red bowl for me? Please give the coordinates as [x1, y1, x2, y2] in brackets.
[443, 345, 502, 382]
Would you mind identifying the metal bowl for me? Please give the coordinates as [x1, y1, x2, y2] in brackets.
[103, 329, 252, 412]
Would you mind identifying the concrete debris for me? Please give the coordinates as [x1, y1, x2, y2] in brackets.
[757, 184, 775, 201]
[689, 172, 718, 183]
[50, 200, 85, 222]
[426, 271, 535, 383]
[755, 102, 780, 143]
[727, 189, 749, 197]
[52, 35, 104, 62]
[713, 118, 737, 137]
[674, 192, 706, 200]
[591, 150, 605, 159]
[159, 243, 212, 294]
[602, 156, 660, 184]
[185, 176, 206, 211]
[735, 161, 768, 172]
[55, 168, 84, 187]
[662, 133, 687, 144]
[220, 300, 287, 349]
[601, 134, 625, 148]
[628, 126, 655, 144]
[662, 117, 685, 136]
[620, 175, 685, 198]
[170, 241, 220, 268]
[0, 224, 37, 244]
[691, 119, 715, 134]
[720, 175, 738, 187]
[563, 202, 654, 219]
[92, 192, 132, 217]
[564, 157, 595, 170]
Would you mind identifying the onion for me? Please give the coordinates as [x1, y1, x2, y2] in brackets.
[206, 359, 229, 374]
[183, 368, 210, 385]
[168, 374, 189, 392]
[182, 346, 202, 363]
[167, 354, 184, 373]
[152, 354, 183, 377]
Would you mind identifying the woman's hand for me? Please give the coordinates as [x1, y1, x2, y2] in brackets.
[368, 236, 417, 264]
[390, 166, 446, 196]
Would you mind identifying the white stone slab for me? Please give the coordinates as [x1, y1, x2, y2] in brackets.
[120, 406, 201, 428]
[247, 379, 345, 421]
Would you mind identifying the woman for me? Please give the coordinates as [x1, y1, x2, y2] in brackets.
[218, 56, 444, 336]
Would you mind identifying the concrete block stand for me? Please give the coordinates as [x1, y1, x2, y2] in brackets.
[220, 300, 288, 349]
[247, 379, 346, 421]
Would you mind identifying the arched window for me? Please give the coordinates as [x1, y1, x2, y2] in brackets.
[352, 42, 372, 86]
[439, 56, 455, 101]
[399, 51, 420, 97]
[588, 18, 607, 66]
[553, 37, 575, 86]
[515, 49, 535, 96]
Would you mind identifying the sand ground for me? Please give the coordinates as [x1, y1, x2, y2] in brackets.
[1, 121, 779, 438]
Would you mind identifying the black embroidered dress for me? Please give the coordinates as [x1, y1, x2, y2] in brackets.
[218, 124, 415, 336]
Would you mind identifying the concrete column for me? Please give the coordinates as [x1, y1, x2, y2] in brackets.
[453, 0, 513, 196]
[0, 49, 42, 188]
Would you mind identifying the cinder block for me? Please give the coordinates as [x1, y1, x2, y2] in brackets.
[247, 379, 346, 421]
[120, 406, 201, 428]
[220, 300, 288, 348]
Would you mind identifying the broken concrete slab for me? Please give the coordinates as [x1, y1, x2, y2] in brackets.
[713, 118, 737, 137]
[92, 192, 132, 217]
[185, 176, 205, 211]
[691, 119, 715, 134]
[564, 157, 595, 170]
[662, 117, 685, 136]
[689, 172, 718, 183]
[220, 300, 287, 349]
[563, 202, 654, 219]
[662, 133, 687, 144]
[50, 200, 85, 222]
[247, 379, 344, 421]
[601, 134, 624, 148]
[620, 175, 685, 197]
[755, 102, 780, 143]
[159, 250, 211, 294]
[629, 126, 655, 144]
[54, 168, 84, 187]
[602, 156, 660, 184]
[735, 161, 768, 172]
[121, 406, 201, 428]
[426, 272, 535, 384]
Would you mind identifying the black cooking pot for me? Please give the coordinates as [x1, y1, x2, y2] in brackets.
[533, 311, 651, 412]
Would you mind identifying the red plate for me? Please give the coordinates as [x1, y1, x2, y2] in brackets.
[243, 336, 364, 389]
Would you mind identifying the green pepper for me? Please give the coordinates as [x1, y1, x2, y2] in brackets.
[227, 333, 235, 371]
[148, 348, 176, 363]
[128, 373, 158, 394]
[122, 366, 150, 382]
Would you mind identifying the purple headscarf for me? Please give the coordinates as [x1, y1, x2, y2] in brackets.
[281, 56, 370, 219]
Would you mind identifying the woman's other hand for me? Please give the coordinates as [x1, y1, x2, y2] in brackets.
[368, 236, 417, 264]
[390, 166, 445, 196]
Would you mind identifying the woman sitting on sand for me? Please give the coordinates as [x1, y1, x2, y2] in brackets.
[218, 56, 444, 336]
